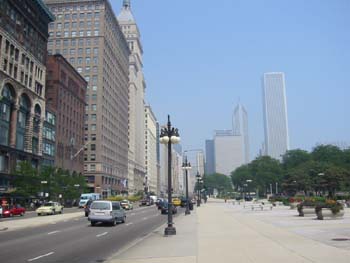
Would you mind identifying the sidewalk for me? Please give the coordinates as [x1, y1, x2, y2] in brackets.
[109, 199, 350, 263]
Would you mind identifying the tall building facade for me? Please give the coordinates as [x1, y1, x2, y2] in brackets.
[118, 0, 146, 194]
[262, 72, 290, 160]
[45, 54, 87, 174]
[205, 139, 215, 175]
[233, 103, 249, 163]
[0, 0, 54, 193]
[144, 105, 157, 194]
[44, 0, 130, 197]
[214, 130, 244, 176]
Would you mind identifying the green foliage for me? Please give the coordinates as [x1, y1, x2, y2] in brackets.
[107, 195, 142, 202]
[12, 162, 86, 202]
[202, 173, 232, 196]
[230, 144, 350, 198]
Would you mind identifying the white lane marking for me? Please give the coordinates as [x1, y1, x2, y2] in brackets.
[130, 213, 135, 216]
[125, 222, 133, 226]
[96, 232, 108, 238]
[47, 230, 61, 235]
[142, 217, 148, 220]
[28, 252, 54, 262]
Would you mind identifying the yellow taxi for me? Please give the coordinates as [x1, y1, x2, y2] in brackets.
[172, 197, 181, 206]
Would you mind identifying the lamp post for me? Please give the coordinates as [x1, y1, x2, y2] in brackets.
[182, 156, 191, 215]
[159, 115, 180, 236]
[196, 172, 202, 207]
[246, 179, 252, 199]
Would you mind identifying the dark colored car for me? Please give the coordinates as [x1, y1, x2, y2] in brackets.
[156, 198, 164, 210]
[160, 201, 177, 215]
[2, 204, 26, 217]
[140, 197, 154, 206]
[180, 197, 194, 210]
[84, 199, 93, 217]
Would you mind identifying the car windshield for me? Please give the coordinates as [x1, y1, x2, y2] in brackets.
[43, 203, 54, 206]
[90, 202, 111, 210]
[80, 196, 89, 200]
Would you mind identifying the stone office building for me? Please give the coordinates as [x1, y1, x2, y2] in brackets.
[44, 0, 130, 197]
[45, 54, 87, 174]
[0, 0, 54, 193]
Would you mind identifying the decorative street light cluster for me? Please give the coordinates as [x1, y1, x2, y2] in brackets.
[196, 172, 203, 207]
[182, 157, 192, 215]
[159, 115, 180, 236]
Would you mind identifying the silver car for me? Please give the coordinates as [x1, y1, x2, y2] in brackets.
[88, 200, 126, 226]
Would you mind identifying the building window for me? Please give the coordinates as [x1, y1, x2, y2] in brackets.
[91, 144, 96, 151]
[90, 154, 96, 161]
[91, 104, 97, 111]
[91, 124, 96, 131]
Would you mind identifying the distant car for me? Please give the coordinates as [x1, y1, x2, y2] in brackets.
[172, 197, 181, 206]
[120, 199, 133, 210]
[155, 198, 164, 210]
[88, 200, 126, 226]
[2, 204, 26, 217]
[180, 197, 187, 207]
[84, 199, 93, 217]
[36, 202, 63, 216]
[160, 201, 177, 215]
[140, 197, 153, 206]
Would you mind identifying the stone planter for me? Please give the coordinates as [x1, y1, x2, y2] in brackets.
[298, 206, 315, 217]
[290, 202, 300, 209]
[316, 208, 345, 220]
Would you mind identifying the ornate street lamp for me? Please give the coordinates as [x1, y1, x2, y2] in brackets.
[159, 115, 180, 236]
[182, 156, 191, 215]
[196, 172, 202, 207]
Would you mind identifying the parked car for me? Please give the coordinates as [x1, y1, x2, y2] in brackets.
[0, 205, 2, 218]
[88, 200, 126, 226]
[180, 197, 187, 207]
[160, 201, 177, 215]
[84, 199, 93, 217]
[120, 199, 133, 210]
[2, 204, 26, 217]
[36, 202, 63, 216]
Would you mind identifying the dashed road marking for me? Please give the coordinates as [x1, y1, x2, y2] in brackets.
[96, 232, 108, 238]
[125, 222, 133, 226]
[142, 217, 148, 220]
[28, 252, 54, 262]
[47, 230, 61, 235]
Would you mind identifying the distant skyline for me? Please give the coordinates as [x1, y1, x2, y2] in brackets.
[112, 0, 350, 159]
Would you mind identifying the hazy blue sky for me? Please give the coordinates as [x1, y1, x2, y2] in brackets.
[112, 0, 350, 159]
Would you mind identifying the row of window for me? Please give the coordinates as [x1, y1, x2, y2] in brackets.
[54, 11, 100, 21]
[50, 20, 100, 30]
[49, 4, 102, 13]
[49, 30, 99, 38]
[48, 37, 99, 47]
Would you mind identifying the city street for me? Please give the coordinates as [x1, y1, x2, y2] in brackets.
[0, 205, 183, 263]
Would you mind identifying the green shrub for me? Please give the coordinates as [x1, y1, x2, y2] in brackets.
[107, 196, 124, 201]
[127, 195, 142, 202]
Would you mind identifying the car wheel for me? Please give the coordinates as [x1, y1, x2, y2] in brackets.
[20, 212, 24, 216]
[10, 213, 13, 217]
[52, 210, 55, 215]
[111, 218, 116, 226]
[122, 216, 126, 223]
[91, 221, 96, 226]
[85, 212, 88, 217]
[60, 209, 63, 214]
[37, 214, 41, 216]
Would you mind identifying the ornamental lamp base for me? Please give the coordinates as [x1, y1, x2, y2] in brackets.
[164, 226, 176, 236]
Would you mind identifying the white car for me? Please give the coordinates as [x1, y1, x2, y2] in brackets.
[36, 202, 63, 216]
[0, 205, 3, 218]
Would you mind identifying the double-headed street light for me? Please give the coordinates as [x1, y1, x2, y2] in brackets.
[182, 157, 192, 215]
[196, 172, 202, 207]
[159, 115, 180, 236]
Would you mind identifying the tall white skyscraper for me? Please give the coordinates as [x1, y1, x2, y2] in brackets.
[262, 72, 290, 160]
[233, 103, 249, 163]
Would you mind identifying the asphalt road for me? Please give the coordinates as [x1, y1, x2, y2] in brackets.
[0, 205, 184, 263]
[0, 207, 82, 222]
